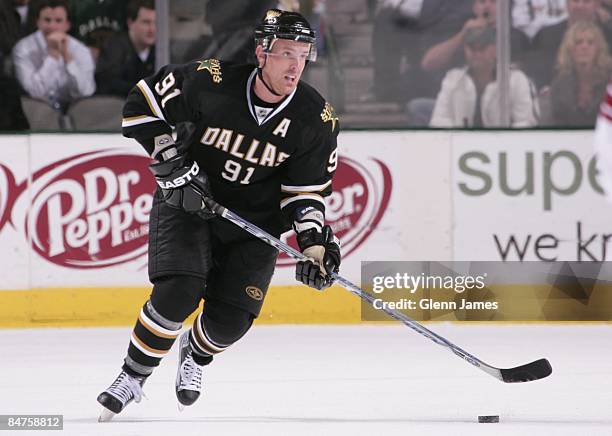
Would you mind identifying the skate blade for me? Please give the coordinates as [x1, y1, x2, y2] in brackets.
[177, 402, 185, 412]
[98, 407, 116, 422]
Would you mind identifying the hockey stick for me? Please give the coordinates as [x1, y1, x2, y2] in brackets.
[202, 197, 552, 383]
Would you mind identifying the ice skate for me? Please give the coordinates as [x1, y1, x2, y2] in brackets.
[97, 370, 146, 422]
[175, 331, 204, 409]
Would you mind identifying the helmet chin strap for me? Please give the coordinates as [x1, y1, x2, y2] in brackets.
[257, 55, 283, 97]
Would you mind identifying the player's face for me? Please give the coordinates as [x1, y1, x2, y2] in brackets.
[37, 6, 69, 36]
[571, 30, 598, 65]
[259, 39, 310, 95]
[128, 7, 156, 48]
[567, 0, 599, 22]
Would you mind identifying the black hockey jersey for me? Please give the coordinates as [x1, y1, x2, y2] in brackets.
[122, 60, 339, 236]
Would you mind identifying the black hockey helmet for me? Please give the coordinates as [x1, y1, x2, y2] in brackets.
[254, 9, 317, 61]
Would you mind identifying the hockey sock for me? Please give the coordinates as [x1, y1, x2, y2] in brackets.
[189, 300, 254, 365]
[189, 312, 226, 365]
[123, 300, 182, 376]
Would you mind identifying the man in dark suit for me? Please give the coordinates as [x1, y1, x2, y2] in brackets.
[95, 0, 155, 97]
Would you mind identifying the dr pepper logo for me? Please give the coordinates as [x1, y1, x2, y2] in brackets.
[10, 149, 156, 268]
[2, 151, 390, 269]
[277, 156, 392, 266]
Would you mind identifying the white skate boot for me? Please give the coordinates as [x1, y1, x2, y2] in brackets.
[175, 331, 204, 409]
[97, 370, 146, 422]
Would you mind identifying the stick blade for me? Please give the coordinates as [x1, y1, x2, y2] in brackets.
[500, 358, 552, 383]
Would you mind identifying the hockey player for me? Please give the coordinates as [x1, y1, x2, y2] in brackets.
[595, 78, 612, 202]
[97, 9, 341, 421]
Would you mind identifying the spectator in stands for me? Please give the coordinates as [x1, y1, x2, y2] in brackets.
[430, 26, 539, 127]
[12, 0, 95, 111]
[0, 0, 28, 130]
[421, 0, 530, 74]
[512, 0, 568, 40]
[8, 0, 38, 36]
[1, 0, 36, 61]
[529, 0, 612, 88]
[182, 0, 276, 64]
[549, 20, 612, 126]
[68, 0, 126, 61]
[95, 0, 155, 97]
[0, 0, 23, 60]
[602, 0, 612, 22]
[363, 0, 473, 103]
[3, 0, 36, 64]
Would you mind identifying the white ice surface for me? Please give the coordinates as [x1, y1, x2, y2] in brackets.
[0, 324, 611, 436]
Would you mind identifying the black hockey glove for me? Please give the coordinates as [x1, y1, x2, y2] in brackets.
[148, 140, 215, 219]
[295, 225, 341, 290]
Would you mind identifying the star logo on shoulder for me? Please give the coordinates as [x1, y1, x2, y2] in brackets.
[196, 58, 222, 83]
[320, 102, 338, 132]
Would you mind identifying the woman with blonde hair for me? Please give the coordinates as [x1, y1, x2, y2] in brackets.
[550, 20, 612, 127]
